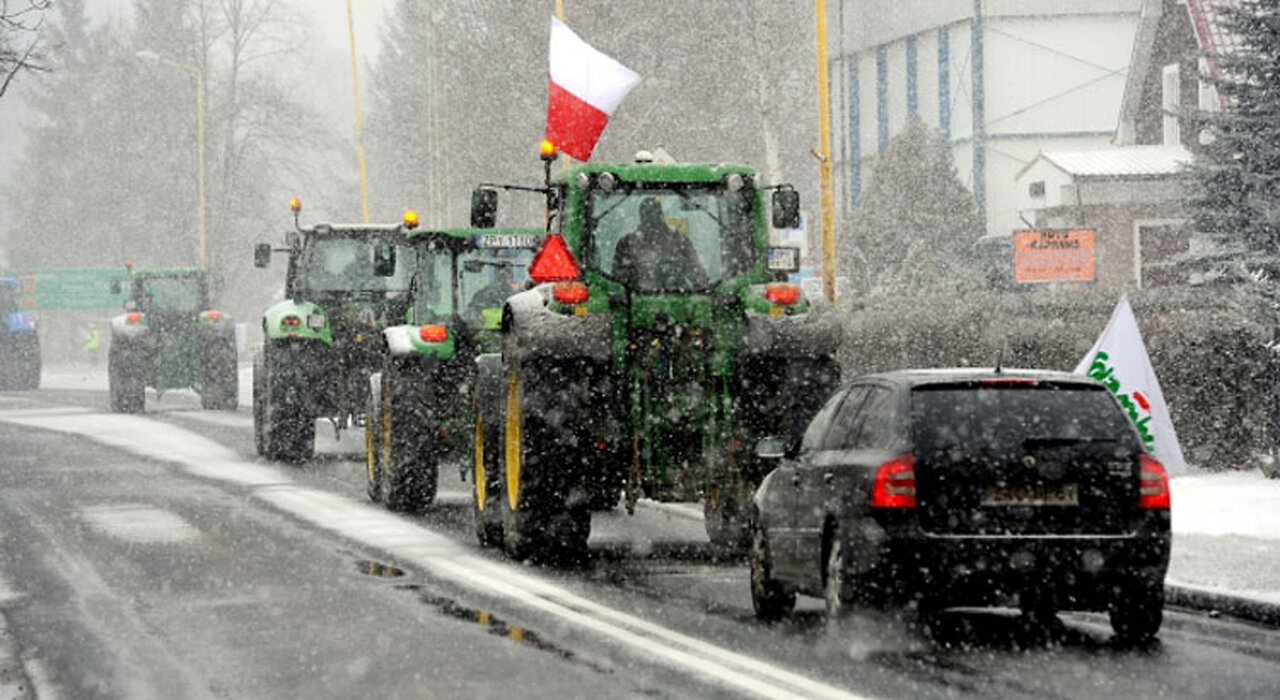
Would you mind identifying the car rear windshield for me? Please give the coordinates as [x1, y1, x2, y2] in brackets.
[911, 383, 1141, 453]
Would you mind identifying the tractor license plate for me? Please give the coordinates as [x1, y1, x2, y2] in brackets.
[982, 483, 1078, 507]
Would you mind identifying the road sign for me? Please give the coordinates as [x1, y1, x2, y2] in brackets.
[1013, 229, 1095, 284]
[3, 268, 129, 310]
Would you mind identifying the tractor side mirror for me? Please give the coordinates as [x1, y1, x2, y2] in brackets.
[771, 188, 801, 230]
[373, 243, 396, 277]
[254, 243, 272, 268]
[471, 188, 498, 229]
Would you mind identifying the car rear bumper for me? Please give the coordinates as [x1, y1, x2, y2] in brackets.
[865, 524, 1170, 611]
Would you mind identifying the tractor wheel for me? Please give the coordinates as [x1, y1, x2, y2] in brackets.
[255, 346, 314, 462]
[501, 354, 590, 564]
[364, 375, 383, 503]
[472, 400, 504, 547]
[200, 339, 239, 410]
[108, 343, 145, 413]
[379, 362, 437, 512]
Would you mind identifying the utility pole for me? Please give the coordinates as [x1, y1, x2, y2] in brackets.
[815, 0, 837, 303]
[346, 0, 371, 223]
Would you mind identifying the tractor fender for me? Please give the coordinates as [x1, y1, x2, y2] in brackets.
[502, 285, 610, 363]
[108, 313, 151, 343]
[262, 300, 332, 344]
[383, 324, 457, 361]
[741, 292, 842, 358]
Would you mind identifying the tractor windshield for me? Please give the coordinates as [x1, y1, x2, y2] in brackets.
[413, 245, 531, 328]
[586, 184, 756, 292]
[137, 276, 203, 313]
[301, 236, 414, 295]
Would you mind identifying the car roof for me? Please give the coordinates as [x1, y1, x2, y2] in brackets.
[857, 367, 1104, 390]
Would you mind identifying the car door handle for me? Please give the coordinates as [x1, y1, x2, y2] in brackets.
[824, 472, 835, 486]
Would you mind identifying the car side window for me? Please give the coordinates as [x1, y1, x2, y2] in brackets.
[799, 387, 852, 454]
[850, 386, 897, 450]
[822, 385, 871, 450]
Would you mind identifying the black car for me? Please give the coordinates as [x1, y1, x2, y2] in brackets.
[749, 368, 1172, 643]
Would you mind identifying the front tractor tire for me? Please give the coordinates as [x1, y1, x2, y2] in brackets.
[501, 354, 590, 564]
[253, 347, 315, 463]
[108, 343, 146, 413]
[200, 339, 239, 410]
[378, 361, 438, 513]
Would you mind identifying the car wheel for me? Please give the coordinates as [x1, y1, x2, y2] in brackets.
[750, 520, 795, 621]
[1109, 578, 1164, 644]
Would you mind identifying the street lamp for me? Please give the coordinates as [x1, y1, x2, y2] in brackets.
[137, 49, 207, 269]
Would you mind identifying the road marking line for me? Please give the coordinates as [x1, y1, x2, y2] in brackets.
[0, 409, 870, 700]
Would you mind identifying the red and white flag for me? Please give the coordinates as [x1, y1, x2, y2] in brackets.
[1074, 295, 1188, 475]
[545, 16, 640, 161]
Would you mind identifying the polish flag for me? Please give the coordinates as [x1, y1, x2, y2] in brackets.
[545, 16, 640, 161]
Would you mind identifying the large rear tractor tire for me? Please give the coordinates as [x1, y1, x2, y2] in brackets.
[501, 354, 590, 564]
[254, 347, 315, 463]
[200, 339, 239, 410]
[108, 343, 145, 413]
[379, 362, 438, 513]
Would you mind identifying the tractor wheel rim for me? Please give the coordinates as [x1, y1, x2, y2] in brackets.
[474, 411, 486, 511]
[505, 369, 522, 512]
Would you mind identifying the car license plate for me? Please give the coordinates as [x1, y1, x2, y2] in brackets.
[982, 482, 1078, 507]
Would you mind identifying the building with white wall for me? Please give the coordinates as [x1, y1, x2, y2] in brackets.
[829, 0, 1143, 244]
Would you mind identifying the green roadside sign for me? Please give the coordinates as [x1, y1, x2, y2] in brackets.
[3, 268, 129, 311]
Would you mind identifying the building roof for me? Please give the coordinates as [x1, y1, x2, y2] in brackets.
[1019, 145, 1194, 179]
[1187, 0, 1244, 78]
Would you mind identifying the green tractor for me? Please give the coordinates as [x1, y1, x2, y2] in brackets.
[470, 148, 842, 561]
[107, 265, 238, 412]
[363, 227, 542, 516]
[252, 201, 417, 462]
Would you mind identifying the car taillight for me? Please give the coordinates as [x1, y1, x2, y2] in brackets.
[1138, 454, 1170, 509]
[281, 315, 301, 327]
[764, 283, 800, 305]
[871, 453, 916, 508]
[419, 324, 448, 343]
[553, 281, 589, 304]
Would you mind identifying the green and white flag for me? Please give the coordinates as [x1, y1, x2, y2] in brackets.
[1074, 295, 1188, 475]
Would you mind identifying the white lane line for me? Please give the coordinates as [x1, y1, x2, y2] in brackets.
[80, 504, 202, 544]
[0, 409, 870, 700]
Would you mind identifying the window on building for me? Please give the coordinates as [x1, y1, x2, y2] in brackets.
[1162, 63, 1181, 146]
[1028, 181, 1045, 198]
[1198, 57, 1219, 113]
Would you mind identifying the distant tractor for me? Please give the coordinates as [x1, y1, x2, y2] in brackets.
[0, 277, 40, 391]
[107, 265, 237, 412]
[364, 227, 542, 515]
[252, 200, 417, 462]
[469, 146, 842, 561]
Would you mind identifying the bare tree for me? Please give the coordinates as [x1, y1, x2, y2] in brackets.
[0, 0, 49, 98]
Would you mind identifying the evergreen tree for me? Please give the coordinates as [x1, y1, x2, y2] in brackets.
[1188, 0, 1280, 264]
[842, 117, 983, 296]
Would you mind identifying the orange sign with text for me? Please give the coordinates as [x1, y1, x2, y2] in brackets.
[1013, 229, 1095, 283]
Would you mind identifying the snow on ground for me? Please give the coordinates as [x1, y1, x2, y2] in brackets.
[1171, 469, 1280, 540]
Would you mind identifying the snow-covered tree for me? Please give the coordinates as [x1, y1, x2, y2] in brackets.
[1187, 0, 1280, 266]
[0, 0, 48, 98]
[842, 117, 984, 295]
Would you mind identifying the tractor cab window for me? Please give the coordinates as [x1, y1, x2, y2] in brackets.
[138, 277, 202, 313]
[587, 185, 756, 292]
[460, 249, 531, 329]
[303, 236, 413, 294]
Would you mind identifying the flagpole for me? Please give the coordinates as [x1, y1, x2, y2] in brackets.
[556, 0, 571, 171]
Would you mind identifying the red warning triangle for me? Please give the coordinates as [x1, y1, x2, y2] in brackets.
[528, 233, 580, 283]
